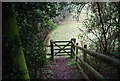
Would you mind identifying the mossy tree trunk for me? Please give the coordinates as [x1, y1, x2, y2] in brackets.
[2, 3, 30, 79]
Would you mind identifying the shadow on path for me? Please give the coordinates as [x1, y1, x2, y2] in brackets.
[42, 57, 83, 79]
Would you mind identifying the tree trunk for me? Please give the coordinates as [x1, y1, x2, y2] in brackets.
[96, 2, 107, 53]
[2, 3, 30, 79]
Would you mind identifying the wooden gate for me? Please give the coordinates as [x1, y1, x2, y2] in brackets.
[50, 40, 71, 56]
[50, 38, 76, 58]
[46, 38, 120, 79]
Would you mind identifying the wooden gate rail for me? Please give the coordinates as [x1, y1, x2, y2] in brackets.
[53, 41, 70, 43]
[71, 40, 120, 80]
[54, 48, 71, 50]
[54, 45, 71, 46]
[76, 63, 90, 80]
[76, 56, 104, 79]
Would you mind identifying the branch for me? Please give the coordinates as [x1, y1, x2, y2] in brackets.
[83, 21, 104, 46]
[78, 27, 99, 46]
[96, 2, 108, 52]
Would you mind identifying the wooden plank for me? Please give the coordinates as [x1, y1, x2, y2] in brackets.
[54, 52, 70, 54]
[53, 41, 71, 43]
[107, 53, 120, 59]
[53, 45, 71, 46]
[76, 63, 90, 80]
[54, 41, 71, 55]
[77, 56, 105, 79]
[46, 54, 51, 55]
[56, 54, 70, 56]
[54, 48, 71, 50]
[74, 44, 120, 70]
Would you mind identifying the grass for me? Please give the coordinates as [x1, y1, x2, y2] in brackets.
[67, 61, 77, 68]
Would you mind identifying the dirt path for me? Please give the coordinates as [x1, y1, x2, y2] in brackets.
[47, 17, 81, 43]
[42, 57, 83, 79]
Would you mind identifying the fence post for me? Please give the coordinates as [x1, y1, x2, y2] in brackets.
[50, 39, 54, 59]
[83, 45, 87, 62]
[71, 38, 76, 58]
[76, 43, 78, 62]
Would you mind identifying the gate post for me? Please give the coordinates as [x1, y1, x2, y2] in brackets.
[83, 45, 87, 62]
[76, 43, 78, 62]
[50, 39, 54, 59]
[71, 38, 76, 58]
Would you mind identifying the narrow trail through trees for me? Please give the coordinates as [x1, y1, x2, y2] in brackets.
[42, 57, 83, 79]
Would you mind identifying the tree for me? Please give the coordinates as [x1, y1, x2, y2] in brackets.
[2, 3, 30, 79]
[78, 2, 120, 55]
[13, 2, 69, 78]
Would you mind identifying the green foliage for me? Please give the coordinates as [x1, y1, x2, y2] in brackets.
[44, 70, 53, 74]
[67, 61, 77, 68]
[40, 17, 57, 30]
[46, 19, 57, 30]
[12, 2, 67, 79]
[82, 2, 120, 54]
[2, 36, 27, 79]
[78, 35, 84, 40]
[2, 3, 30, 79]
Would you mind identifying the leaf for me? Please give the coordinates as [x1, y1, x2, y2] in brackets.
[67, 62, 77, 68]
[47, 70, 53, 74]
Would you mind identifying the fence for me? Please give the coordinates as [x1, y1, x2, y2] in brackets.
[71, 38, 120, 80]
[45, 38, 120, 80]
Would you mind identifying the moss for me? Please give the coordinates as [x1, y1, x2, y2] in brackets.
[2, 3, 30, 79]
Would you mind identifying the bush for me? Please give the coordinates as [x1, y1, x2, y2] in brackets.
[45, 19, 57, 30]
